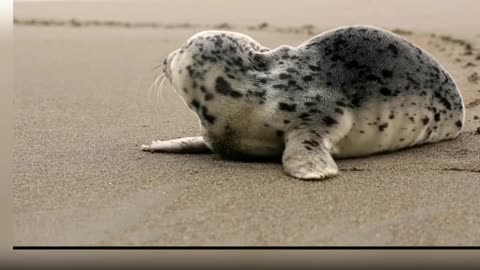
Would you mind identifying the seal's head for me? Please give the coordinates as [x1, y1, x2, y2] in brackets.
[161, 31, 275, 127]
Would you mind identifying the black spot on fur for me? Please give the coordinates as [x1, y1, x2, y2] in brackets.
[434, 92, 452, 110]
[299, 113, 310, 119]
[201, 54, 217, 63]
[310, 130, 320, 137]
[286, 68, 298, 73]
[378, 123, 389, 131]
[455, 120, 462, 128]
[434, 113, 441, 122]
[287, 80, 298, 87]
[379, 87, 392, 96]
[213, 36, 223, 47]
[336, 101, 346, 107]
[308, 65, 321, 71]
[323, 116, 337, 126]
[381, 69, 393, 78]
[387, 44, 399, 57]
[331, 54, 345, 62]
[303, 140, 319, 147]
[204, 93, 214, 101]
[278, 102, 297, 112]
[302, 75, 314, 82]
[345, 60, 360, 69]
[279, 73, 292, 79]
[422, 116, 430, 125]
[201, 106, 216, 124]
[191, 99, 200, 109]
[366, 74, 382, 83]
[276, 130, 284, 137]
[215, 76, 243, 98]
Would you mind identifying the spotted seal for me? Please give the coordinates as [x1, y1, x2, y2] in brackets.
[142, 25, 465, 180]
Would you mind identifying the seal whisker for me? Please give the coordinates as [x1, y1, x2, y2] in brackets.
[148, 73, 164, 106]
[157, 76, 167, 105]
[148, 73, 160, 102]
[152, 63, 164, 71]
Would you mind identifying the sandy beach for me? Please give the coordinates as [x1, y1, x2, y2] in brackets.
[13, 1, 480, 245]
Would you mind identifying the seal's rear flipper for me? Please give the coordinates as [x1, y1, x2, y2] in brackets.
[282, 129, 338, 180]
[141, 136, 212, 153]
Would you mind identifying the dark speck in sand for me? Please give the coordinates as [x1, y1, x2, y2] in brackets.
[258, 22, 269, 29]
[214, 22, 233, 29]
[468, 72, 479, 84]
[341, 167, 366, 172]
[464, 62, 476, 68]
[391, 28, 413, 35]
[466, 98, 480, 108]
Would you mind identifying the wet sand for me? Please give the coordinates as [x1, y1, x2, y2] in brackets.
[13, 2, 480, 246]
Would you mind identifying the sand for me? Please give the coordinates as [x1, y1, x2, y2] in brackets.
[13, 1, 480, 246]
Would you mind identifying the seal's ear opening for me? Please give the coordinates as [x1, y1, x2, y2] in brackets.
[250, 52, 271, 71]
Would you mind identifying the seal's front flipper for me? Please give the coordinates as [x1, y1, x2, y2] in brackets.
[282, 129, 338, 180]
[141, 136, 212, 153]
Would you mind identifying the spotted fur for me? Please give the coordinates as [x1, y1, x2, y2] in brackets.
[143, 25, 465, 180]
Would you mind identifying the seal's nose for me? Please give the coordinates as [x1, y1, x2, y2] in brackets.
[162, 57, 170, 78]
[162, 57, 168, 73]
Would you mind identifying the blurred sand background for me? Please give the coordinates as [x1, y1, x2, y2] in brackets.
[14, 0, 480, 245]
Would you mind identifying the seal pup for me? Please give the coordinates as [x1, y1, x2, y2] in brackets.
[142, 25, 465, 180]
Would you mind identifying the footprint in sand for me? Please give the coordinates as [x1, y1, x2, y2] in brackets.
[468, 72, 479, 84]
[466, 98, 480, 109]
